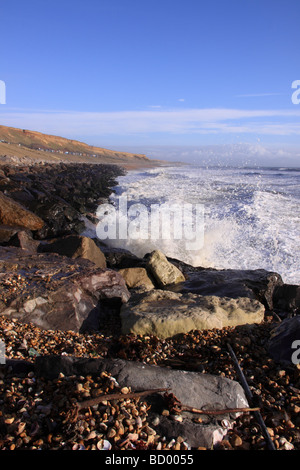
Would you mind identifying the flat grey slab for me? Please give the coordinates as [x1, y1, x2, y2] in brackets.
[35, 355, 248, 416]
[35, 355, 248, 448]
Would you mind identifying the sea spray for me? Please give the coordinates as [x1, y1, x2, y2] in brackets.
[90, 165, 300, 285]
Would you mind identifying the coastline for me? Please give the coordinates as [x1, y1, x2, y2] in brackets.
[0, 160, 300, 451]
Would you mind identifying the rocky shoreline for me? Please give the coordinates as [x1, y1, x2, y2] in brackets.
[0, 161, 300, 451]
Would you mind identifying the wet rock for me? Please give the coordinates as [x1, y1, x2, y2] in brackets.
[120, 289, 265, 338]
[39, 235, 106, 269]
[118, 267, 155, 290]
[0, 191, 44, 231]
[0, 246, 129, 333]
[146, 250, 185, 287]
[268, 317, 300, 365]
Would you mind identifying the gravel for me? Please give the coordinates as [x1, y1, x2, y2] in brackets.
[1, 314, 300, 451]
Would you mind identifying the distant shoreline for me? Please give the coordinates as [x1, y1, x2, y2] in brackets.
[0, 124, 168, 170]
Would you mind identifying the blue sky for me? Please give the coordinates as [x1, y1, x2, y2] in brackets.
[1, 0, 300, 164]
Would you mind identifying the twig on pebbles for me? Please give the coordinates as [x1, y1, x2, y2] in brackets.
[163, 392, 260, 416]
[76, 387, 170, 410]
[180, 405, 261, 416]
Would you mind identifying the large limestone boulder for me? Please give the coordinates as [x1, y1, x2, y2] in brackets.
[0, 246, 129, 333]
[0, 191, 44, 231]
[120, 289, 265, 338]
[40, 235, 107, 269]
[146, 250, 185, 287]
[118, 267, 155, 290]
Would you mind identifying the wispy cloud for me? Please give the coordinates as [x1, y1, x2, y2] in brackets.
[236, 93, 284, 98]
[0, 107, 300, 138]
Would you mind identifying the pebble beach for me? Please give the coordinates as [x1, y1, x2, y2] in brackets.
[0, 160, 299, 453]
[1, 313, 299, 451]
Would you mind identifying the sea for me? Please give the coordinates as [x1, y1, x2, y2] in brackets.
[86, 165, 300, 286]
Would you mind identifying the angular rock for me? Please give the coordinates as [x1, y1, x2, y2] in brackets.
[40, 235, 106, 268]
[7, 188, 35, 204]
[268, 317, 300, 365]
[0, 225, 20, 243]
[168, 266, 283, 310]
[154, 415, 230, 449]
[7, 230, 40, 253]
[0, 246, 129, 333]
[100, 245, 145, 270]
[273, 284, 300, 316]
[33, 200, 86, 239]
[118, 267, 155, 290]
[120, 289, 265, 338]
[0, 191, 44, 231]
[34, 356, 249, 448]
[4, 359, 35, 376]
[146, 250, 185, 287]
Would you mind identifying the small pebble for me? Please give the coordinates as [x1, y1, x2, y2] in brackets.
[0, 314, 299, 451]
[230, 433, 243, 448]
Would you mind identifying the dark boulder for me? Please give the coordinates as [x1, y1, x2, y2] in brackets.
[0, 246, 130, 333]
[166, 266, 283, 311]
[0, 191, 44, 231]
[100, 245, 145, 270]
[32, 200, 85, 239]
[39, 235, 107, 268]
[268, 317, 300, 365]
[6, 229, 40, 253]
[272, 284, 300, 316]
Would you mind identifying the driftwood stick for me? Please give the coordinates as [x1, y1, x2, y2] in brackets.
[77, 388, 170, 410]
[181, 405, 260, 416]
[227, 342, 276, 451]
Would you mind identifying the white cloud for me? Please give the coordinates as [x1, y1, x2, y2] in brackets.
[1, 107, 300, 138]
[236, 93, 284, 98]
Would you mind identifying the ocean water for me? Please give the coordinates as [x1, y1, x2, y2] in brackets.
[92, 165, 300, 285]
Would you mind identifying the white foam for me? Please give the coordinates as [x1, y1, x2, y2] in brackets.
[93, 165, 300, 285]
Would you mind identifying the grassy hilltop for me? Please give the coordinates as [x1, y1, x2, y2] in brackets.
[0, 125, 162, 169]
